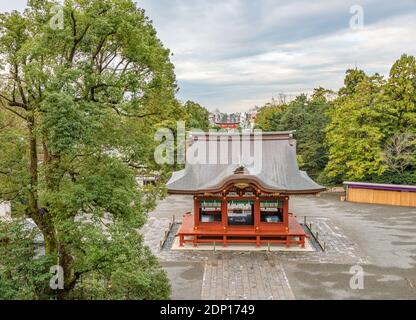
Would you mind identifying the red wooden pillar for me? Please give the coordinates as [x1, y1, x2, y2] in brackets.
[221, 197, 227, 247]
[286, 236, 291, 248]
[193, 196, 199, 247]
[194, 196, 199, 229]
[254, 197, 260, 247]
[256, 235, 260, 247]
[254, 197, 260, 228]
[221, 197, 228, 228]
[300, 236, 305, 248]
[283, 196, 289, 229]
[284, 195, 290, 247]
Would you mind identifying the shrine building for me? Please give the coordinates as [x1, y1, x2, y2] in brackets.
[166, 131, 326, 248]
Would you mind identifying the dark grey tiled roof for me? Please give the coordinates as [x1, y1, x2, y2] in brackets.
[167, 132, 326, 194]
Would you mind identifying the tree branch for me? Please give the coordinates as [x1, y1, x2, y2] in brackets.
[0, 93, 27, 109]
[92, 32, 116, 63]
[13, 63, 28, 107]
[107, 104, 157, 119]
[68, 11, 90, 64]
[0, 99, 27, 120]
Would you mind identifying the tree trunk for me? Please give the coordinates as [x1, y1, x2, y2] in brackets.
[57, 243, 76, 300]
[26, 114, 58, 254]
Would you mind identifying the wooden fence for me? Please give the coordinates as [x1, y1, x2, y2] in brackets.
[344, 182, 416, 207]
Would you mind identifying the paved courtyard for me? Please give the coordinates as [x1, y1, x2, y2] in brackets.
[143, 193, 416, 300]
[201, 253, 294, 300]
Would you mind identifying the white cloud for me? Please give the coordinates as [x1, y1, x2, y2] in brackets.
[142, 1, 416, 112]
[2, 0, 416, 112]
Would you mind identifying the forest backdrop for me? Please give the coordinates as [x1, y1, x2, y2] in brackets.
[255, 54, 416, 186]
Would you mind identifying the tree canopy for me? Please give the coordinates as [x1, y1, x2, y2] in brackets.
[325, 55, 416, 184]
[183, 100, 210, 132]
[0, 0, 179, 299]
[255, 93, 332, 179]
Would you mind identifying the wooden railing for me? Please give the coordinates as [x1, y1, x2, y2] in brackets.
[159, 215, 176, 251]
[302, 216, 326, 251]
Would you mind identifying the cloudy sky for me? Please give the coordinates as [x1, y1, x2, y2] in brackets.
[4, 1, 416, 112]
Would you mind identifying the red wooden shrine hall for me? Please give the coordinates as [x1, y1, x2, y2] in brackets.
[166, 131, 326, 248]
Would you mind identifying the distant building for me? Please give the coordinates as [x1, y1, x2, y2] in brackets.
[208, 108, 261, 131]
[209, 112, 241, 129]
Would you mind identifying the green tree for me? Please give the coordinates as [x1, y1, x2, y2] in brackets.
[376, 54, 416, 137]
[338, 68, 367, 97]
[312, 87, 335, 102]
[255, 93, 331, 179]
[254, 98, 285, 131]
[0, 219, 54, 300]
[0, 0, 176, 299]
[370, 54, 416, 183]
[279, 95, 331, 178]
[324, 56, 416, 184]
[183, 100, 210, 131]
[324, 73, 387, 182]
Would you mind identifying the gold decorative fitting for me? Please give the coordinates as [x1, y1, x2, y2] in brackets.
[272, 193, 280, 196]
[234, 182, 249, 190]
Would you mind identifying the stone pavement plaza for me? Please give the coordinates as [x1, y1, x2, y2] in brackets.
[142, 194, 416, 300]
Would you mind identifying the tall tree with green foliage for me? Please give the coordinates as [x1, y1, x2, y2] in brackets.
[255, 92, 332, 179]
[0, 0, 177, 299]
[324, 73, 386, 183]
[254, 98, 284, 131]
[324, 56, 416, 184]
[338, 68, 368, 97]
[376, 54, 416, 137]
[372, 54, 416, 183]
[183, 100, 210, 131]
